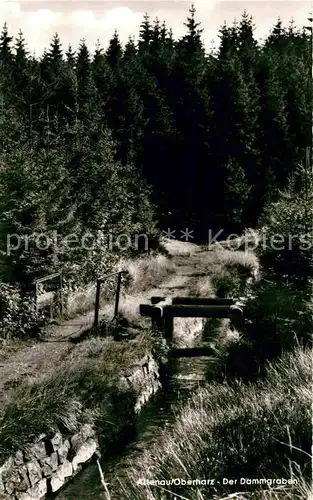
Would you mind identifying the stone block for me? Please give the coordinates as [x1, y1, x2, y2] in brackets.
[50, 460, 72, 493]
[36, 434, 46, 442]
[72, 438, 97, 472]
[16, 478, 47, 500]
[50, 432, 63, 451]
[0, 457, 14, 483]
[15, 466, 31, 492]
[0, 459, 11, 494]
[80, 424, 95, 440]
[14, 451, 24, 467]
[24, 441, 46, 461]
[57, 440, 70, 464]
[70, 424, 95, 453]
[39, 452, 58, 477]
[4, 479, 16, 496]
[26, 461, 42, 486]
[3, 463, 21, 495]
[148, 359, 157, 373]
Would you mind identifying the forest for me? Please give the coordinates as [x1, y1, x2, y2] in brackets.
[0, 6, 311, 291]
[0, 7, 311, 499]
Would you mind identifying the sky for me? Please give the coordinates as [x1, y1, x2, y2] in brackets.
[0, 0, 311, 57]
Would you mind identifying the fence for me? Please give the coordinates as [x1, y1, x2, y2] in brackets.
[33, 273, 63, 320]
[140, 295, 243, 355]
[33, 269, 128, 328]
[94, 270, 128, 328]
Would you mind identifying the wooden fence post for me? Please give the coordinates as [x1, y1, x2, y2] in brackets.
[230, 306, 243, 330]
[114, 271, 122, 318]
[59, 272, 63, 315]
[164, 316, 174, 342]
[35, 282, 38, 314]
[94, 279, 102, 328]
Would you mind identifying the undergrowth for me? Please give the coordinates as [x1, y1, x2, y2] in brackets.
[117, 347, 312, 500]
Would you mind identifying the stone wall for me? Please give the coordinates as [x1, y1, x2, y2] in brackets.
[122, 353, 161, 413]
[0, 424, 98, 499]
[0, 352, 161, 500]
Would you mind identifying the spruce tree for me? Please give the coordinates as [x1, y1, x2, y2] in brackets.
[218, 21, 238, 58]
[15, 30, 28, 66]
[48, 33, 63, 64]
[150, 17, 161, 55]
[12, 30, 30, 108]
[124, 37, 137, 60]
[76, 39, 99, 130]
[0, 23, 13, 63]
[66, 45, 76, 69]
[106, 31, 123, 68]
[139, 13, 152, 51]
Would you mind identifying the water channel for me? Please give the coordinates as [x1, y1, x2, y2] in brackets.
[56, 320, 220, 499]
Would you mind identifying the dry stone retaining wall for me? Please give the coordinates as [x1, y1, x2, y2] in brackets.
[0, 352, 161, 499]
[0, 423, 97, 499]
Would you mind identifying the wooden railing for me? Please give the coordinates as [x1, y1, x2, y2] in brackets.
[140, 296, 244, 349]
[94, 271, 128, 328]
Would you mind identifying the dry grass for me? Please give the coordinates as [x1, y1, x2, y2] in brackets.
[204, 229, 260, 253]
[116, 254, 175, 293]
[0, 333, 154, 465]
[114, 346, 312, 500]
[195, 248, 260, 299]
[162, 238, 200, 256]
[174, 317, 205, 348]
[199, 248, 259, 278]
[191, 275, 215, 297]
[187, 241, 259, 301]
[217, 249, 259, 277]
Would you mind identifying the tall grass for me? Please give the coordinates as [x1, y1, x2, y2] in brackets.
[191, 247, 259, 300]
[114, 347, 311, 500]
[0, 334, 154, 465]
[116, 254, 175, 293]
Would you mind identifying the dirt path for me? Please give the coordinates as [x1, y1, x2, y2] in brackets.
[0, 241, 208, 408]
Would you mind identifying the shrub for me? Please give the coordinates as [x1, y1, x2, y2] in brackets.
[243, 278, 312, 367]
[258, 163, 313, 289]
[0, 283, 44, 340]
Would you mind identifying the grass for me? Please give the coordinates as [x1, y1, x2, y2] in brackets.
[204, 229, 260, 253]
[189, 246, 259, 301]
[0, 339, 24, 360]
[162, 238, 200, 256]
[0, 333, 154, 466]
[113, 346, 312, 500]
[174, 317, 205, 348]
[0, 245, 176, 468]
[116, 253, 175, 294]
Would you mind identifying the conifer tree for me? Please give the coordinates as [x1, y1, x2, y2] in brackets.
[66, 44, 76, 68]
[106, 30, 123, 68]
[218, 21, 238, 58]
[0, 23, 13, 63]
[76, 39, 99, 130]
[0, 23, 14, 97]
[12, 30, 29, 107]
[139, 13, 152, 51]
[124, 36, 137, 60]
[150, 17, 161, 55]
[48, 33, 63, 64]
[15, 30, 28, 66]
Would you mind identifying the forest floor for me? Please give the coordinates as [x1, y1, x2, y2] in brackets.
[0, 239, 221, 409]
